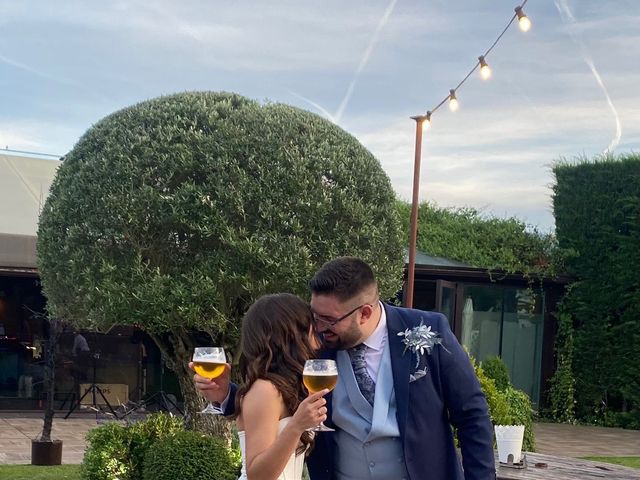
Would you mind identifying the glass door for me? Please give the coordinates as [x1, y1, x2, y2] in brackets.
[435, 280, 457, 328]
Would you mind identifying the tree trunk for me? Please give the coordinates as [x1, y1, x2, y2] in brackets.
[40, 319, 62, 442]
[151, 331, 234, 445]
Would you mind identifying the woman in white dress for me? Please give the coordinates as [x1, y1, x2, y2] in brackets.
[232, 293, 328, 480]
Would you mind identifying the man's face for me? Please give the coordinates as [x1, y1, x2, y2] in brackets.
[310, 294, 365, 350]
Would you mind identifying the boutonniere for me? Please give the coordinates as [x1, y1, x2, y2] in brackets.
[398, 321, 449, 381]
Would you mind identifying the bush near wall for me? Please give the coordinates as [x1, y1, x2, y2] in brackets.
[553, 154, 640, 428]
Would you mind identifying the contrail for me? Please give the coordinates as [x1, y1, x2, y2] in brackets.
[0, 53, 65, 85]
[335, 0, 398, 122]
[554, 0, 621, 153]
[0, 52, 112, 102]
[288, 91, 337, 124]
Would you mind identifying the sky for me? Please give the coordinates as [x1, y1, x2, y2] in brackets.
[1, 0, 639, 233]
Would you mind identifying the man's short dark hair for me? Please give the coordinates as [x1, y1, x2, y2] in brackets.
[309, 257, 377, 302]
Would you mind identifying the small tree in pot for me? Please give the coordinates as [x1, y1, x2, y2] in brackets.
[30, 309, 65, 465]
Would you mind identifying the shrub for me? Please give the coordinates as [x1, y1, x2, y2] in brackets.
[481, 356, 510, 392]
[471, 355, 510, 426]
[128, 413, 185, 480]
[469, 354, 536, 452]
[143, 430, 240, 480]
[81, 413, 184, 480]
[505, 387, 536, 452]
[81, 422, 133, 480]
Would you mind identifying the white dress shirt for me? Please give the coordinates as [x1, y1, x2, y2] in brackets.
[359, 301, 387, 383]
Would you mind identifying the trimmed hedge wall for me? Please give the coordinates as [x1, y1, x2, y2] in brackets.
[553, 154, 640, 428]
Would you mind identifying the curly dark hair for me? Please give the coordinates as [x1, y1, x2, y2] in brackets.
[233, 293, 317, 454]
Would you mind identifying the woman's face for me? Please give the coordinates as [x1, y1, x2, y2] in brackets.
[308, 325, 322, 351]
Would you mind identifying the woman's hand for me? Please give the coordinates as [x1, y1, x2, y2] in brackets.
[291, 389, 329, 432]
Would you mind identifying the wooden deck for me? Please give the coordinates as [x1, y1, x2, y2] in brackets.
[496, 452, 640, 479]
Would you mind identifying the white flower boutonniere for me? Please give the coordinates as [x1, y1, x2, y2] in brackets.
[398, 321, 449, 381]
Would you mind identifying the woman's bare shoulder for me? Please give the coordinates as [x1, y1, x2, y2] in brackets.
[238, 379, 286, 429]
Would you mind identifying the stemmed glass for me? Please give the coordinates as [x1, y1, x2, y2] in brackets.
[192, 347, 226, 415]
[303, 359, 338, 432]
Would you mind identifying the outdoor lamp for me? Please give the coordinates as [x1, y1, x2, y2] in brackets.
[515, 6, 531, 32]
[448, 90, 459, 112]
[478, 56, 492, 79]
[423, 111, 432, 130]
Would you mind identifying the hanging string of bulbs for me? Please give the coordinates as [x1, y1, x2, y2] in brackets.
[418, 0, 531, 128]
[405, 0, 532, 308]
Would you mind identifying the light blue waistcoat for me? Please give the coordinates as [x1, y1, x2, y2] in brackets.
[332, 339, 410, 480]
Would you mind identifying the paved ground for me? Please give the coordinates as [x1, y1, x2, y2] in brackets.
[534, 422, 640, 457]
[0, 414, 639, 464]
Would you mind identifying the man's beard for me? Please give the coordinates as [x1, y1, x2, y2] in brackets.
[321, 321, 361, 350]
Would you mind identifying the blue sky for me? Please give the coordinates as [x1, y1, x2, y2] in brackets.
[1, 0, 638, 232]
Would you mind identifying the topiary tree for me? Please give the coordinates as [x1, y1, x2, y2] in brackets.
[37, 91, 404, 434]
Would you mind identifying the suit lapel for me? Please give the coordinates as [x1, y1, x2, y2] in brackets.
[385, 304, 411, 441]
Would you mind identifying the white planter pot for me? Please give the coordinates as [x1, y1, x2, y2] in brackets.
[494, 424, 525, 464]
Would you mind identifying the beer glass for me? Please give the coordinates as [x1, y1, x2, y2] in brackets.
[192, 347, 226, 415]
[303, 359, 338, 432]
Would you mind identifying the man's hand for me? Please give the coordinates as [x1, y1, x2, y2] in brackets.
[189, 361, 232, 404]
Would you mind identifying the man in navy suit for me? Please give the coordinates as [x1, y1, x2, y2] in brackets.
[194, 256, 495, 479]
[305, 257, 495, 480]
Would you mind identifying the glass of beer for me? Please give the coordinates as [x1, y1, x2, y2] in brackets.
[192, 347, 226, 415]
[303, 359, 338, 432]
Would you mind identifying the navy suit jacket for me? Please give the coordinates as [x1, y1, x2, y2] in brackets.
[306, 304, 495, 480]
[226, 304, 495, 480]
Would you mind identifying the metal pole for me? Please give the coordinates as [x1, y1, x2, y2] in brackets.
[406, 115, 425, 308]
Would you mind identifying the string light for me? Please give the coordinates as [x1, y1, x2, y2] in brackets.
[423, 111, 432, 130]
[448, 90, 459, 112]
[515, 6, 532, 32]
[478, 56, 492, 80]
[415, 0, 531, 124]
[406, 0, 532, 309]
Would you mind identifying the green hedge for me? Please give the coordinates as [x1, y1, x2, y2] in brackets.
[553, 154, 640, 427]
[143, 430, 239, 480]
[80, 413, 239, 480]
[396, 201, 558, 279]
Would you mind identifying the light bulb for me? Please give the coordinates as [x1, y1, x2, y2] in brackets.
[423, 112, 432, 130]
[478, 56, 492, 80]
[449, 90, 459, 112]
[515, 6, 532, 32]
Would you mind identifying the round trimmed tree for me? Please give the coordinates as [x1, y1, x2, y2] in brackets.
[37, 91, 404, 433]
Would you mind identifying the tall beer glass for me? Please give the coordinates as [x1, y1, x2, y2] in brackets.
[192, 347, 226, 415]
[303, 359, 338, 432]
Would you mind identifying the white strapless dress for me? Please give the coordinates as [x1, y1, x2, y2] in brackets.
[237, 417, 305, 480]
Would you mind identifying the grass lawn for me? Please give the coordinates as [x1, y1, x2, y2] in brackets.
[0, 464, 81, 479]
[583, 457, 640, 469]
